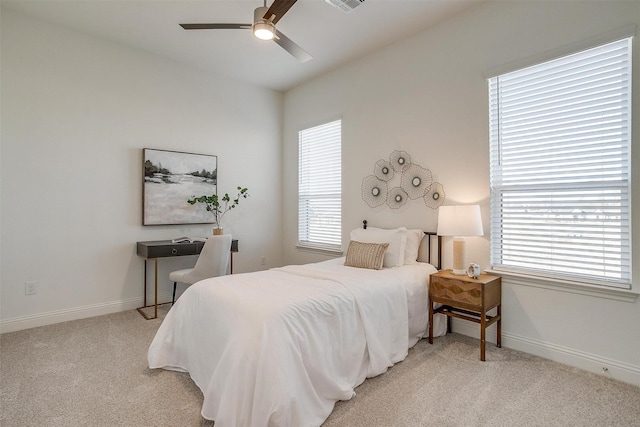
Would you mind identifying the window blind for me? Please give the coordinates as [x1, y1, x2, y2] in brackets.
[298, 119, 342, 252]
[489, 37, 632, 288]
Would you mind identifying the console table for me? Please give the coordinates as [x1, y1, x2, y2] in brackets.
[136, 239, 238, 320]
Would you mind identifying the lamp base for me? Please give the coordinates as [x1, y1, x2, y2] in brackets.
[452, 237, 466, 275]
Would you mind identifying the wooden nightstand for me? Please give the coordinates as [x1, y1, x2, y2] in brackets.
[428, 269, 502, 361]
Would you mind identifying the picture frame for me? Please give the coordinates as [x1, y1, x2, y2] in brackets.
[143, 148, 217, 225]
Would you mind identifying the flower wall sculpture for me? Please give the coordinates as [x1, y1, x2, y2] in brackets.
[361, 150, 445, 210]
[361, 175, 388, 208]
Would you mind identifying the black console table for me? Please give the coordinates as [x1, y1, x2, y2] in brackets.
[136, 239, 238, 320]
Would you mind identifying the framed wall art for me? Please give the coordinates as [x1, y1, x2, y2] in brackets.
[143, 148, 217, 225]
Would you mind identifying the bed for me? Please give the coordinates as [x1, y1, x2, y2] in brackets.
[148, 225, 448, 426]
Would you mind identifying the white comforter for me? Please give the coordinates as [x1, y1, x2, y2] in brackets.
[148, 258, 446, 427]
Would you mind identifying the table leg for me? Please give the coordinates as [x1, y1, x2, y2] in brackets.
[497, 304, 502, 348]
[480, 309, 486, 361]
[137, 258, 160, 320]
[428, 300, 434, 344]
[143, 259, 148, 307]
[153, 258, 158, 319]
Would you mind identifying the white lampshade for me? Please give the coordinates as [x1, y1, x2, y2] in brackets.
[437, 205, 483, 237]
[437, 205, 483, 275]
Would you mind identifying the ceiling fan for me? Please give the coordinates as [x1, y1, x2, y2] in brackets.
[180, 0, 312, 63]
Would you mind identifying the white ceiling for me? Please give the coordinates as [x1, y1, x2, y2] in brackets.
[2, 0, 480, 92]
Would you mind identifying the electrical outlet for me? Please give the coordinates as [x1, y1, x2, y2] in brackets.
[25, 281, 37, 296]
[261, 256, 266, 265]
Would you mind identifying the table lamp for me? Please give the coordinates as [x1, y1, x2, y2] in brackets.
[437, 205, 484, 275]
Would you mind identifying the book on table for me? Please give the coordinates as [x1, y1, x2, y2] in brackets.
[171, 236, 207, 244]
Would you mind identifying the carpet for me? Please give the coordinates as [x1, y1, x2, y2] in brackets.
[1, 309, 639, 426]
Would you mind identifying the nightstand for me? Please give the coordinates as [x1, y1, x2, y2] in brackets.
[428, 269, 501, 361]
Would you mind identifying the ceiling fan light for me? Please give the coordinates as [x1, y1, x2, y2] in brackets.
[253, 21, 275, 40]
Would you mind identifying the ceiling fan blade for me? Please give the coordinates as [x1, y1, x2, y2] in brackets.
[274, 29, 312, 63]
[180, 23, 251, 30]
[263, 0, 298, 25]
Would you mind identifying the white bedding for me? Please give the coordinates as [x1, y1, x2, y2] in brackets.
[148, 258, 447, 427]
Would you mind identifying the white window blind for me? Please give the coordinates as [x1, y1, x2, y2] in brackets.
[298, 119, 342, 252]
[489, 37, 632, 288]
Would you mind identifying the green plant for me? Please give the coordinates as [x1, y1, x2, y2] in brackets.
[187, 186, 249, 227]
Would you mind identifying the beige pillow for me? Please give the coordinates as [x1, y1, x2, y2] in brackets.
[349, 227, 407, 267]
[344, 240, 389, 270]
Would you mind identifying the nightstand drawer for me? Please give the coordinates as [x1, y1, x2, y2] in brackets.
[430, 276, 482, 307]
[430, 271, 501, 312]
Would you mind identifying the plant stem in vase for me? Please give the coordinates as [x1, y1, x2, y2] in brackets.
[187, 187, 250, 236]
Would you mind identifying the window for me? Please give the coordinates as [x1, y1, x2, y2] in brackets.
[298, 119, 342, 253]
[489, 37, 632, 288]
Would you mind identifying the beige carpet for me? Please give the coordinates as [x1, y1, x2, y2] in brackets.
[1, 308, 639, 427]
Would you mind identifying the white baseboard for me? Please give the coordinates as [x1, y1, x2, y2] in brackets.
[0, 293, 172, 334]
[452, 320, 640, 387]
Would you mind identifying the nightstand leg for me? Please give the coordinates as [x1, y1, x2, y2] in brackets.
[428, 300, 434, 344]
[480, 309, 486, 361]
[497, 304, 502, 348]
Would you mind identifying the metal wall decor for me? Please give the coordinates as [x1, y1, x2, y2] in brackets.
[361, 175, 388, 208]
[387, 187, 409, 209]
[424, 182, 446, 210]
[361, 150, 445, 210]
[389, 150, 411, 172]
[374, 159, 394, 181]
[401, 163, 433, 200]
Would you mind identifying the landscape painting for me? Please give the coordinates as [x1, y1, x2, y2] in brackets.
[143, 148, 217, 225]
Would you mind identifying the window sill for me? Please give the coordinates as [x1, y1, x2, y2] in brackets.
[486, 269, 639, 303]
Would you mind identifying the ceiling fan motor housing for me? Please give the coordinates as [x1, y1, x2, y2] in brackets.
[253, 6, 275, 40]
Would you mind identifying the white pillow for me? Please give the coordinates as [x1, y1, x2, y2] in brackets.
[349, 227, 407, 268]
[404, 229, 424, 264]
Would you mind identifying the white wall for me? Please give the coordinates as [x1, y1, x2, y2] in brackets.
[283, 0, 640, 386]
[0, 9, 283, 332]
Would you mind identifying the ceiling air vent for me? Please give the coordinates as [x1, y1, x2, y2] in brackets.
[325, 0, 366, 13]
